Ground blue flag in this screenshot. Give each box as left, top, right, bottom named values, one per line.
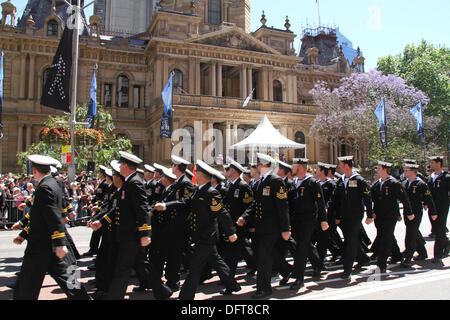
left=0, top=52, right=3, bottom=139
left=374, top=98, right=387, bottom=148
left=410, top=101, right=424, bottom=148
left=86, top=68, right=97, bottom=129
left=160, top=73, right=174, bottom=138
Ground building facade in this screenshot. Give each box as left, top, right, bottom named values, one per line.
left=0, top=0, right=366, bottom=173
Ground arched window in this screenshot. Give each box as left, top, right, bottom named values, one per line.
left=47, top=19, right=59, bottom=37
left=208, top=0, right=221, bottom=26
left=172, top=69, right=183, bottom=94
left=42, top=68, right=51, bottom=90
left=183, top=126, right=195, bottom=163
left=273, top=80, right=283, bottom=102
left=295, top=131, right=306, bottom=158
left=116, top=75, right=129, bottom=108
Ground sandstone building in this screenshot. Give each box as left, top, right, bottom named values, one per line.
left=0, top=0, right=365, bottom=172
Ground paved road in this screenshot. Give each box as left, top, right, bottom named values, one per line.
left=0, top=213, right=449, bottom=300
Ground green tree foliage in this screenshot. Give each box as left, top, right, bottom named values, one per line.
left=377, top=40, right=450, bottom=148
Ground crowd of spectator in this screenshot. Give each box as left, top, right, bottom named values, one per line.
left=0, top=171, right=99, bottom=229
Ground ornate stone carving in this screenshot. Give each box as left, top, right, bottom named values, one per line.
left=1, top=0, right=16, bottom=27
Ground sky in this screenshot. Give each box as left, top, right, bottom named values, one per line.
left=11, top=0, right=450, bottom=70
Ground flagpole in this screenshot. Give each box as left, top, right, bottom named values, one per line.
left=68, top=0, right=80, bottom=183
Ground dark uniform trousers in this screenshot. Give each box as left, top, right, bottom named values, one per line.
left=371, top=177, right=412, bottom=270
left=329, top=174, right=374, bottom=274
left=14, top=175, right=89, bottom=300
left=164, top=176, right=195, bottom=285
left=222, top=179, right=256, bottom=277
left=241, top=174, right=290, bottom=294
left=290, top=176, right=327, bottom=279
left=14, top=249, right=89, bottom=300
left=164, top=182, right=238, bottom=300
left=179, top=243, right=237, bottom=300
left=93, top=187, right=116, bottom=292
left=403, top=178, right=436, bottom=260
left=88, top=180, right=109, bottom=254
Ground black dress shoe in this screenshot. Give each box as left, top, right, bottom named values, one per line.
left=431, top=257, right=442, bottom=264
left=220, top=285, right=241, bottom=295
left=413, top=254, right=428, bottom=261
left=289, top=280, right=304, bottom=291
left=387, top=257, right=402, bottom=264
left=246, top=269, right=256, bottom=277
left=400, top=260, right=413, bottom=268
left=133, top=286, right=149, bottom=292
left=279, top=271, right=292, bottom=286
left=82, top=251, right=96, bottom=257
left=6, top=283, right=16, bottom=289
left=340, top=272, right=351, bottom=280
left=252, top=291, right=271, bottom=299
left=166, top=282, right=180, bottom=292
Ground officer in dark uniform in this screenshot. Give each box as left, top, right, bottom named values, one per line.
left=92, top=159, right=172, bottom=300
left=371, top=161, right=413, bottom=273
left=83, top=166, right=109, bottom=257
left=329, top=156, right=374, bottom=279
left=287, top=158, right=328, bottom=290
left=274, top=159, right=296, bottom=286
left=238, top=153, right=290, bottom=299
left=221, top=160, right=256, bottom=278
left=155, top=160, right=241, bottom=300
left=92, top=151, right=153, bottom=299
left=90, top=165, right=118, bottom=299
left=401, top=162, right=437, bottom=267
left=146, top=163, right=169, bottom=267
left=50, top=165, right=81, bottom=260
left=150, top=166, right=177, bottom=283
left=427, top=156, right=450, bottom=263
left=13, top=155, right=90, bottom=300
left=160, top=155, right=196, bottom=292
left=315, top=162, right=342, bottom=266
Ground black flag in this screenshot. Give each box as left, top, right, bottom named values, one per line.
left=41, top=27, right=73, bottom=112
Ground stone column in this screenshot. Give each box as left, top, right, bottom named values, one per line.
left=328, top=141, right=333, bottom=164
left=232, top=122, right=239, bottom=161
left=28, top=54, right=35, bottom=100
left=260, top=68, right=268, bottom=100
left=188, top=58, right=194, bottom=94
left=20, top=54, right=26, bottom=99
left=162, top=56, right=169, bottom=89
left=225, top=121, right=231, bottom=160
left=216, top=62, right=222, bottom=97
left=240, top=65, right=247, bottom=98
left=314, top=138, right=320, bottom=162
left=268, top=69, right=273, bottom=101
left=25, top=124, right=32, bottom=150
left=210, top=61, right=216, bottom=96
left=129, top=81, right=134, bottom=109
left=17, top=124, right=23, bottom=154
left=195, top=59, right=201, bottom=95
left=154, top=57, right=163, bottom=97
left=194, top=120, right=203, bottom=162
left=247, top=66, right=253, bottom=95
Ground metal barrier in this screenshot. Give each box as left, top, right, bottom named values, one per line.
left=0, top=197, right=94, bottom=228
left=1, top=198, right=26, bottom=227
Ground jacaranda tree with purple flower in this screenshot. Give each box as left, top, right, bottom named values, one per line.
left=309, top=70, right=442, bottom=169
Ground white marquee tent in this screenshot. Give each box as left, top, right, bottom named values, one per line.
left=228, top=115, right=305, bottom=161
